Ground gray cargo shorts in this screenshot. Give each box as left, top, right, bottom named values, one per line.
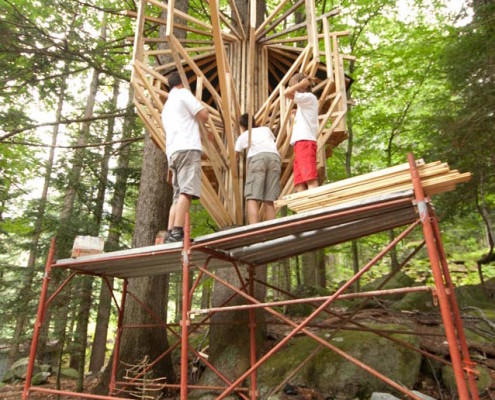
left=169, top=150, right=202, bottom=203
left=245, top=152, right=281, bottom=201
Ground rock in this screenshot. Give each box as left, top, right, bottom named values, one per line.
left=370, top=393, right=400, bottom=399
left=258, top=323, right=422, bottom=399
left=60, top=367, right=79, bottom=380
left=411, top=390, right=437, bottom=399
left=1, top=369, right=16, bottom=383
left=391, top=291, right=435, bottom=312
left=442, top=364, right=492, bottom=394
left=31, top=371, right=51, bottom=385
left=361, top=272, right=414, bottom=301
left=287, top=285, right=332, bottom=316
left=369, top=390, right=435, bottom=400
left=2, top=358, right=41, bottom=382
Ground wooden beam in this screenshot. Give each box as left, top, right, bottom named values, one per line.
left=209, top=0, right=242, bottom=225
left=254, top=0, right=293, bottom=38
left=130, top=0, right=147, bottom=84
left=255, top=0, right=306, bottom=41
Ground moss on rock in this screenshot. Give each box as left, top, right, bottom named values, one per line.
left=258, top=324, right=421, bottom=399
left=442, top=364, right=492, bottom=394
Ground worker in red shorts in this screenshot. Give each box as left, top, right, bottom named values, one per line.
left=284, top=73, right=319, bottom=193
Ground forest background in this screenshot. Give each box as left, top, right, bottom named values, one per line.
left=0, top=0, right=494, bottom=394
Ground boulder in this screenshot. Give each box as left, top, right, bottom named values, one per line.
left=442, top=364, right=492, bottom=395
left=258, top=323, right=421, bottom=399
left=286, top=285, right=332, bottom=317
left=60, top=367, right=79, bottom=380
left=1, top=358, right=42, bottom=382
left=31, top=371, right=51, bottom=385
left=361, top=271, right=414, bottom=299
left=391, top=290, right=435, bottom=312
left=370, top=393, right=400, bottom=399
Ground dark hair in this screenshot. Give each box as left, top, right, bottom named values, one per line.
left=167, top=71, right=182, bottom=89
left=289, top=72, right=311, bottom=92
left=239, top=113, right=256, bottom=130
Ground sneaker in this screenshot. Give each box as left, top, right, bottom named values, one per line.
left=165, top=229, right=184, bottom=243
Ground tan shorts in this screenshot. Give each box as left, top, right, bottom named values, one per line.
left=245, top=152, right=281, bottom=201
left=169, top=150, right=202, bottom=203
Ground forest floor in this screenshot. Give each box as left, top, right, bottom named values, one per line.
left=1, top=308, right=494, bottom=399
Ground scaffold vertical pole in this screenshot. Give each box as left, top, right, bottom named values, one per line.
left=408, top=153, right=471, bottom=399
left=22, top=237, right=56, bottom=400
left=109, top=279, right=128, bottom=395
left=248, top=266, right=257, bottom=400
left=181, top=212, right=191, bottom=399
left=431, top=216, right=480, bottom=399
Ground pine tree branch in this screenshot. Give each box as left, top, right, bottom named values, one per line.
left=0, top=110, right=131, bottom=141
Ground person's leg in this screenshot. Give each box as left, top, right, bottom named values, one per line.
left=168, top=203, right=176, bottom=231
left=173, top=193, right=192, bottom=228
left=294, top=183, right=307, bottom=192
left=307, top=179, right=318, bottom=189
left=264, top=201, right=276, bottom=220
left=247, top=199, right=260, bottom=224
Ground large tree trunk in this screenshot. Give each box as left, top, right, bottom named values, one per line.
left=117, top=131, right=174, bottom=383
left=89, top=84, right=135, bottom=374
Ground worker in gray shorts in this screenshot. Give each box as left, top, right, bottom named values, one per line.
left=162, top=71, right=209, bottom=242
left=235, top=113, right=281, bottom=224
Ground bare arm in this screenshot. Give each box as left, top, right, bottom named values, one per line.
left=196, top=108, right=209, bottom=123
left=284, top=78, right=310, bottom=100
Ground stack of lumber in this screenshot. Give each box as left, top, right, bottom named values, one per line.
left=274, top=160, right=471, bottom=213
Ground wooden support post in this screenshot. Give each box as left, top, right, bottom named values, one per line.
left=209, top=0, right=243, bottom=225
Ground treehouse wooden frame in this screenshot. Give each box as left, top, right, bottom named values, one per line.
left=22, top=154, right=480, bottom=400
left=129, top=0, right=353, bottom=226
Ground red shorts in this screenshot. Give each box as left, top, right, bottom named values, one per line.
left=293, top=140, right=317, bottom=186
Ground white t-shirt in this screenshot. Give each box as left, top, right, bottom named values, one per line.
left=162, top=87, right=204, bottom=161
left=235, top=126, right=280, bottom=159
left=290, top=91, right=318, bottom=145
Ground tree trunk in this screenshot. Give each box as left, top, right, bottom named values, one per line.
left=38, top=54, right=102, bottom=367
left=89, top=84, right=135, bottom=374
left=71, top=52, right=116, bottom=391
left=117, top=131, right=174, bottom=384
left=8, top=62, right=69, bottom=366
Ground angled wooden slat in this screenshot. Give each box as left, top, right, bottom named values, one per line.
left=254, top=0, right=293, bottom=38
left=133, top=63, right=164, bottom=113
left=154, top=51, right=216, bottom=73
left=228, top=0, right=246, bottom=39
left=145, top=46, right=216, bottom=57
left=200, top=172, right=233, bottom=227
left=133, top=100, right=165, bottom=152
left=255, top=0, right=306, bottom=40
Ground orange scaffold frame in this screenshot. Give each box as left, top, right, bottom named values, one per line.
left=22, top=154, right=480, bottom=400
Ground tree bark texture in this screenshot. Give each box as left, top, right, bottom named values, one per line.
left=116, top=130, right=174, bottom=383
left=89, top=84, right=135, bottom=374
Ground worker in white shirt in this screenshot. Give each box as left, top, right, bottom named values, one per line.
left=284, top=73, right=319, bottom=193
left=235, top=113, right=281, bottom=224
left=161, top=71, right=209, bottom=242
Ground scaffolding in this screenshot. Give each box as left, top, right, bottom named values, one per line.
left=22, top=154, right=480, bottom=400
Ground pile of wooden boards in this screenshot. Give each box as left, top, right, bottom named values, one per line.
left=274, top=159, right=471, bottom=213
